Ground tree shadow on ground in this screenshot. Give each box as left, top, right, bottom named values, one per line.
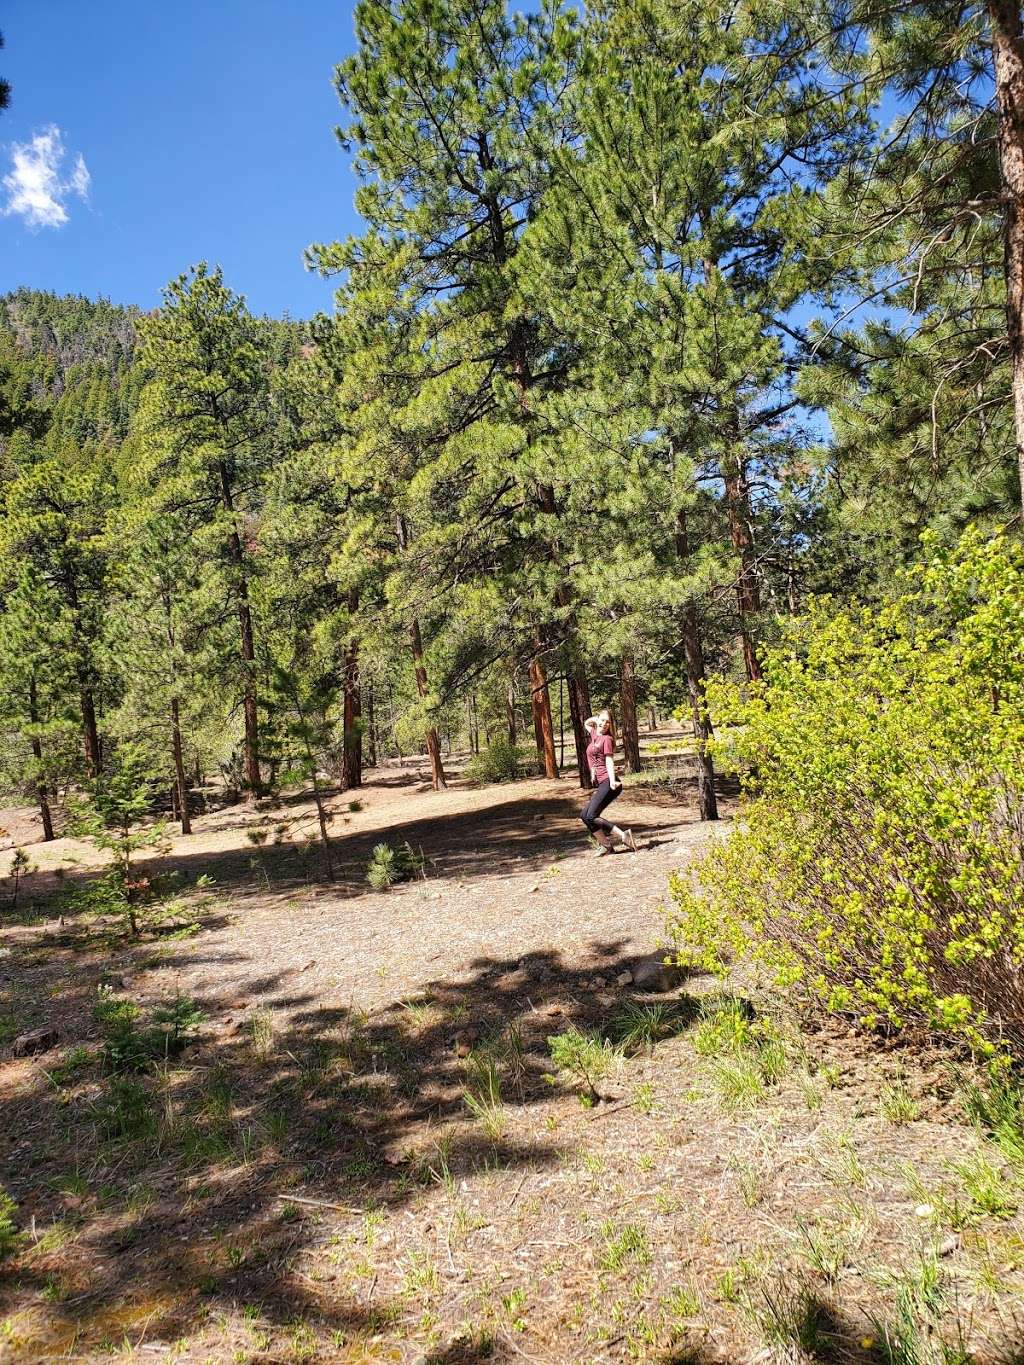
left=0, top=926, right=704, bottom=1357
left=5, top=925, right=1024, bottom=1361
left=126, top=780, right=720, bottom=904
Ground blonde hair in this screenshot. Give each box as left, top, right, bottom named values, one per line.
left=598, top=709, right=616, bottom=745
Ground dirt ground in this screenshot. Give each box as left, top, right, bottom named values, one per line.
left=3, top=746, right=1024, bottom=1363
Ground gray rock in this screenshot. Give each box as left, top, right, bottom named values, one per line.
left=632, top=955, right=683, bottom=993
left=615, top=970, right=634, bottom=987
left=11, top=1026, right=59, bottom=1057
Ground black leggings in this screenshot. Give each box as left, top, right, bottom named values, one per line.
left=580, top=779, right=621, bottom=846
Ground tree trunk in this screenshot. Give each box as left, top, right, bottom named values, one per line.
left=648, top=707, right=657, bottom=731
left=80, top=683, right=101, bottom=779
left=27, top=677, right=54, bottom=842
left=566, top=670, right=593, bottom=790
left=558, top=673, right=565, bottom=770
left=991, top=0, right=1024, bottom=511
left=529, top=653, right=559, bottom=778
left=342, top=637, right=362, bottom=790
left=619, top=655, right=642, bottom=773
left=723, top=454, right=763, bottom=683
left=680, top=603, right=719, bottom=822
left=218, top=459, right=262, bottom=795
left=675, top=515, right=719, bottom=822
left=367, top=682, right=377, bottom=767
left=506, top=677, right=516, bottom=747
left=171, top=695, right=192, bottom=835
left=409, top=616, right=446, bottom=790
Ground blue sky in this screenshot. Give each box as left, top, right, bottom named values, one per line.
left=0, top=0, right=362, bottom=317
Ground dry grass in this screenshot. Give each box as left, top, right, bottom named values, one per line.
left=2, top=752, right=1024, bottom=1362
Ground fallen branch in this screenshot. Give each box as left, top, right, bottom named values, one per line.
left=274, top=1193, right=365, bottom=1214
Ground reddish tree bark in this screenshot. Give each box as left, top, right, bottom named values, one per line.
left=619, top=655, right=642, bottom=773
left=529, top=653, right=559, bottom=778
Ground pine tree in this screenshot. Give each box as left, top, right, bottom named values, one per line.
left=133, top=266, right=272, bottom=797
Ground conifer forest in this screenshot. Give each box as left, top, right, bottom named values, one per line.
left=6, top=4, right=1024, bottom=1362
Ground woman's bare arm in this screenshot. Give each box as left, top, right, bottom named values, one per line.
left=606, top=753, right=620, bottom=788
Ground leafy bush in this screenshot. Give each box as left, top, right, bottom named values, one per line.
left=667, top=528, right=1024, bottom=1059
left=464, top=738, right=536, bottom=784
left=365, top=840, right=423, bottom=890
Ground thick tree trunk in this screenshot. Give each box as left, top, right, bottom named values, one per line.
left=170, top=695, right=192, bottom=835
left=991, top=0, right=1024, bottom=511
left=566, top=670, right=593, bottom=790
left=676, top=515, right=719, bottom=822
left=80, top=683, right=101, bottom=779
left=723, top=454, right=763, bottom=683
left=619, top=655, right=642, bottom=773
left=342, top=640, right=362, bottom=790
left=409, top=616, right=446, bottom=790
left=218, top=459, right=262, bottom=795
left=529, top=653, right=559, bottom=778
left=27, top=677, right=54, bottom=842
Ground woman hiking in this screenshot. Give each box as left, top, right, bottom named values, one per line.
left=581, top=709, right=637, bottom=856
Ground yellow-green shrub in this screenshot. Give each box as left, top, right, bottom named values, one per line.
left=667, top=528, right=1024, bottom=1058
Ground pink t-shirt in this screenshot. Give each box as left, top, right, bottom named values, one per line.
left=587, top=733, right=613, bottom=784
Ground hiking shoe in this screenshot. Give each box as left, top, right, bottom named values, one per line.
left=593, top=843, right=610, bottom=857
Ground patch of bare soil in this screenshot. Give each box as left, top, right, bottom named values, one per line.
left=2, top=756, right=1024, bottom=1363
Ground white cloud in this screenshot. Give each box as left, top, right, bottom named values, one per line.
left=2, top=125, right=91, bottom=229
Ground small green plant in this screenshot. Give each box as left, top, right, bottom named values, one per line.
left=94, top=987, right=202, bottom=1073
left=709, top=1055, right=765, bottom=1111
left=366, top=840, right=424, bottom=890
left=692, top=996, right=753, bottom=1057
left=880, top=1068, right=921, bottom=1124
left=462, top=1053, right=506, bottom=1139
left=963, top=1074, right=1024, bottom=1168
left=49, top=1046, right=93, bottom=1085
left=94, top=1077, right=156, bottom=1142
left=249, top=1008, right=274, bottom=1058
left=547, top=1027, right=620, bottom=1102
left=948, top=1150, right=1017, bottom=1221
left=70, top=745, right=170, bottom=934
left=0, top=1187, right=19, bottom=1261
left=347, top=799, right=364, bottom=813
left=795, top=1215, right=864, bottom=1285
left=598, top=1221, right=651, bottom=1273
left=633, top=1082, right=655, bottom=1116
left=744, top=1273, right=830, bottom=1353
left=609, top=1001, right=673, bottom=1054
left=501, top=1287, right=527, bottom=1331
left=5, top=848, right=32, bottom=910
